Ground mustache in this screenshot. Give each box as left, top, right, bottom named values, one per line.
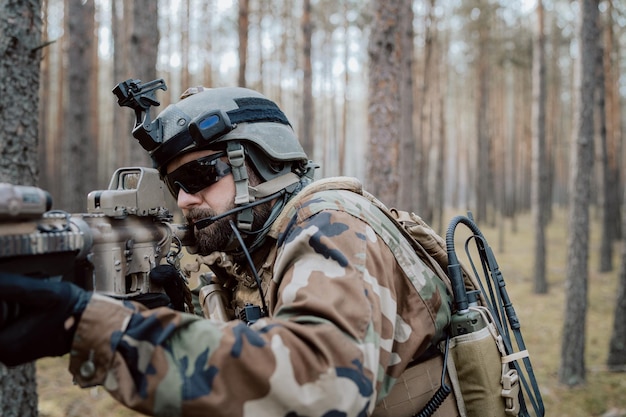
left=186, top=207, right=218, bottom=225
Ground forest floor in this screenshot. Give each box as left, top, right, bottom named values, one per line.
left=35, top=208, right=626, bottom=417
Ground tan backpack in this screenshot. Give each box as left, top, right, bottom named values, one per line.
left=359, top=186, right=543, bottom=417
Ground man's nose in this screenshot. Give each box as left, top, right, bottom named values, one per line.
left=177, top=188, right=203, bottom=209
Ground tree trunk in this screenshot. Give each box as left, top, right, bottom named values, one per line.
left=201, top=0, right=215, bottom=88
left=112, top=0, right=132, bottom=169
left=475, top=24, right=490, bottom=224
left=396, top=1, right=415, bottom=213
left=254, top=0, right=264, bottom=92
left=605, top=0, right=626, bottom=371
left=38, top=0, right=51, bottom=190
left=366, top=0, right=409, bottom=206
left=238, top=0, right=249, bottom=88
left=128, top=0, right=158, bottom=167
left=434, top=41, right=447, bottom=234
left=62, top=0, right=97, bottom=212
left=0, top=0, right=43, bottom=415
left=531, top=0, right=548, bottom=294
left=602, top=0, right=622, bottom=243
left=607, top=209, right=626, bottom=370
left=559, top=0, right=599, bottom=387
left=180, top=0, right=191, bottom=90
left=596, top=21, right=612, bottom=273
left=604, top=0, right=624, bottom=241
left=300, top=0, right=314, bottom=159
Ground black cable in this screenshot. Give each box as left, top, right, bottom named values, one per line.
left=228, top=220, right=268, bottom=317
left=414, top=336, right=452, bottom=417
left=194, top=190, right=286, bottom=231
left=446, top=215, right=545, bottom=417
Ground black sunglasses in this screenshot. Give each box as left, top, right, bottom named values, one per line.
left=164, top=152, right=231, bottom=197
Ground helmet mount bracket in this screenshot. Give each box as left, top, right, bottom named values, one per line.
left=112, top=78, right=168, bottom=152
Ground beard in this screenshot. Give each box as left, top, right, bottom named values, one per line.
left=186, top=206, right=235, bottom=255
left=186, top=201, right=274, bottom=255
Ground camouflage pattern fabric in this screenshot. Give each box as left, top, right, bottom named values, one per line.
left=68, top=178, right=453, bottom=417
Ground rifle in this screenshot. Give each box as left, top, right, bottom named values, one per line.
left=0, top=167, right=193, bottom=299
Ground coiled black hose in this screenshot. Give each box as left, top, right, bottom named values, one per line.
left=414, top=336, right=452, bottom=417
left=414, top=384, right=452, bottom=417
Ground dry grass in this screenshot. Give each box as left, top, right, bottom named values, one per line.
left=36, top=208, right=626, bottom=417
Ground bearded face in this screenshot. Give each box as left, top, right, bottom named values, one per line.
left=186, top=206, right=234, bottom=255
left=186, top=201, right=273, bottom=255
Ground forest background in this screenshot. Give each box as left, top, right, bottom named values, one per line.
left=1, top=0, right=626, bottom=416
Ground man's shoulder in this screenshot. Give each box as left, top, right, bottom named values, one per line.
left=270, top=177, right=408, bottom=247
left=272, top=176, right=390, bottom=232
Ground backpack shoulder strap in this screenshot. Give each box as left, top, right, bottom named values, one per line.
left=269, top=176, right=481, bottom=303
left=268, top=176, right=364, bottom=239
left=359, top=190, right=483, bottom=305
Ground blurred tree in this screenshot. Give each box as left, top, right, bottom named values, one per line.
left=366, top=0, right=413, bottom=206
left=180, top=0, right=191, bottom=91
left=339, top=0, right=351, bottom=175
left=0, top=0, right=43, bottom=414
left=413, top=0, right=433, bottom=220
left=546, top=13, right=572, bottom=209
left=598, top=0, right=622, bottom=271
left=596, top=15, right=611, bottom=273
left=250, top=0, right=264, bottom=92
left=532, top=0, right=548, bottom=294
left=300, top=0, right=314, bottom=159
left=62, top=0, right=97, bottom=212
left=603, top=0, right=622, bottom=242
left=453, top=0, right=498, bottom=224
left=605, top=0, right=626, bottom=372
left=112, top=0, right=132, bottom=170
left=474, top=4, right=492, bottom=224
left=607, top=203, right=626, bottom=370
left=238, top=0, right=249, bottom=87
left=559, top=0, right=599, bottom=387
left=128, top=0, right=158, bottom=167
left=396, top=0, right=416, bottom=214
left=200, top=0, right=216, bottom=88
left=38, top=1, right=48, bottom=178
left=37, top=0, right=65, bottom=200
left=433, top=34, right=448, bottom=234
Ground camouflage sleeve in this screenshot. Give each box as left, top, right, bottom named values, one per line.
left=68, top=208, right=443, bottom=417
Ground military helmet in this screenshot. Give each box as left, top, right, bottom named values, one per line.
left=149, top=87, right=308, bottom=180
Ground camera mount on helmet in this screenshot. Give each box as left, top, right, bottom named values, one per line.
left=112, top=79, right=167, bottom=152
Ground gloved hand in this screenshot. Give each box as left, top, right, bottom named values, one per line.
left=149, top=264, right=187, bottom=311
left=0, top=273, right=92, bottom=367
left=119, top=265, right=185, bottom=310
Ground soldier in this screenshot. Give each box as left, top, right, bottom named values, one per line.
left=0, top=87, right=458, bottom=416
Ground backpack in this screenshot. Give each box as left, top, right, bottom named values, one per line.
left=358, top=184, right=544, bottom=417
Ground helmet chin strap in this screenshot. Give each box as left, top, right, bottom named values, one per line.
left=226, top=141, right=255, bottom=231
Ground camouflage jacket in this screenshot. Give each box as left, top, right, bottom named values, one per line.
left=68, top=177, right=453, bottom=417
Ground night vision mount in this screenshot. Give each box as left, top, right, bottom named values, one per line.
left=113, top=78, right=168, bottom=152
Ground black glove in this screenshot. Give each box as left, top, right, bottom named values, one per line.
left=126, top=292, right=171, bottom=309
left=0, top=273, right=92, bottom=367
left=149, top=264, right=188, bottom=312
left=119, top=265, right=187, bottom=310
